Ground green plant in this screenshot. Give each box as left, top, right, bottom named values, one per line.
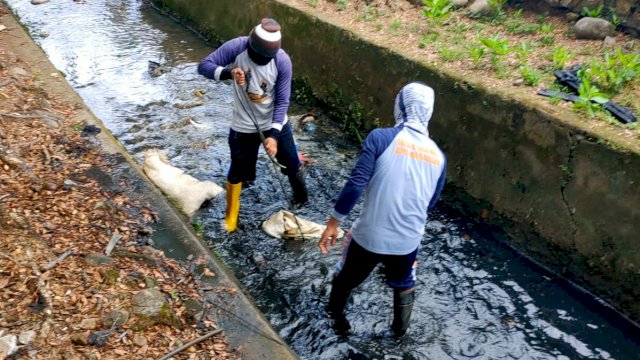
left=467, top=44, right=485, bottom=67
left=573, top=76, right=609, bottom=117
left=337, top=0, right=348, bottom=11
left=438, top=46, right=465, bottom=62
left=540, top=23, right=553, bottom=34
left=419, top=31, right=439, bottom=48
left=610, top=13, right=622, bottom=28
left=422, top=0, right=454, bottom=19
left=539, top=35, right=555, bottom=46
left=550, top=46, right=575, bottom=70
left=309, top=0, right=318, bottom=7
left=515, top=41, right=533, bottom=64
left=375, top=22, right=384, bottom=31
left=505, top=19, right=540, bottom=35
left=519, top=66, right=540, bottom=86
left=364, top=4, right=379, bottom=22
left=292, top=77, right=317, bottom=107
left=512, top=8, right=523, bottom=18
left=488, top=0, right=508, bottom=16
left=479, top=34, right=512, bottom=69
left=581, top=4, right=604, bottom=18
left=191, top=222, right=203, bottom=234
left=452, top=22, right=472, bottom=33
left=582, top=49, right=640, bottom=93
left=325, top=88, right=366, bottom=144
left=389, top=19, right=403, bottom=32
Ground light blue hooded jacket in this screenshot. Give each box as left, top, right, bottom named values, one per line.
left=330, top=82, right=447, bottom=255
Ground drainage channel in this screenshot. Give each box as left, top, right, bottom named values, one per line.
left=5, top=0, right=639, bottom=359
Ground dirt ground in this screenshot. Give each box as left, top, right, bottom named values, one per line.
left=289, top=0, right=640, bottom=139
left=0, top=3, right=239, bottom=359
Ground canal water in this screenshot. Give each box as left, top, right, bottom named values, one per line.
left=5, top=1, right=638, bottom=359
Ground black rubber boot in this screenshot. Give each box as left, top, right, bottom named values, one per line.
left=327, top=280, right=352, bottom=335
left=391, top=287, right=415, bottom=337
left=288, top=166, right=308, bottom=205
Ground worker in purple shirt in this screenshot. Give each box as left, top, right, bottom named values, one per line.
left=318, top=82, right=447, bottom=337
left=198, top=18, right=308, bottom=232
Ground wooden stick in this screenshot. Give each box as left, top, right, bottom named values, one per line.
left=42, top=249, right=73, bottom=271
left=0, top=251, right=19, bottom=266
left=0, top=112, right=42, bottom=120
left=42, top=145, right=51, bottom=165
left=157, top=329, right=222, bottom=360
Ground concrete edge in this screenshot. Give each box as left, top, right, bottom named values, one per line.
left=0, top=4, right=298, bottom=359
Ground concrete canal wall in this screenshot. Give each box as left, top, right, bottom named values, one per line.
left=151, top=0, right=640, bottom=323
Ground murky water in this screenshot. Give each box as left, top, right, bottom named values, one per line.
left=6, top=1, right=639, bottom=359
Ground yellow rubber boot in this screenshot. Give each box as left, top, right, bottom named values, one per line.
left=224, top=181, right=242, bottom=232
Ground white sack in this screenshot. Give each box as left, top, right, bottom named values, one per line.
left=143, top=149, right=223, bottom=217
left=262, top=210, right=345, bottom=240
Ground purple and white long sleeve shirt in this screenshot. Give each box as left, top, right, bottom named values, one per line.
left=197, top=36, right=292, bottom=134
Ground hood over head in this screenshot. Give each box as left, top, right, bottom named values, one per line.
left=393, top=82, right=434, bottom=135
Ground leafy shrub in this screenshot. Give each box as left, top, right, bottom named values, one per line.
left=422, top=0, right=454, bottom=19
left=519, top=66, right=540, bottom=86
left=550, top=46, right=575, bottom=70
left=581, top=4, right=604, bottom=18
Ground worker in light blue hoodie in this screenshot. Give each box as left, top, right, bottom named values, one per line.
left=318, top=82, right=447, bottom=337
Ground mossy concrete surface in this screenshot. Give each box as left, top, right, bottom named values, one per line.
left=153, top=0, right=640, bottom=322
left=2, top=7, right=298, bottom=359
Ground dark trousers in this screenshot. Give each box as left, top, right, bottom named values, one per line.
left=227, top=122, right=301, bottom=183
left=333, top=236, right=418, bottom=293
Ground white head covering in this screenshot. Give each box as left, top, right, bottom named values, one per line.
left=393, top=82, right=434, bottom=135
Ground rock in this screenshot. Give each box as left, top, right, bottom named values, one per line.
left=132, top=334, right=147, bottom=347
left=512, top=78, right=524, bottom=86
left=0, top=25, right=6, bottom=32
left=140, top=246, right=164, bottom=259
left=573, top=17, right=613, bottom=40
left=87, top=330, right=112, bottom=347
left=451, top=0, right=469, bottom=7
left=70, top=332, right=90, bottom=345
left=132, top=289, right=182, bottom=329
left=565, top=12, right=580, bottom=22
left=148, top=61, right=170, bottom=77
left=79, top=318, right=98, bottom=330
left=143, top=276, right=156, bottom=289
left=624, top=40, right=635, bottom=50
left=132, top=289, right=167, bottom=317
left=103, top=269, right=120, bottom=285
left=18, top=330, right=36, bottom=345
left=101, top=309, right=129, bottom=327
left=81, top=125, right=101, bottom=137
left=63, top=179, right=80, bottom=190
left=84, top=253, right=114, bottom=266
left=9, top=67, right=28, bottom=77
left=468, top=0, right=492, bottom=16
left=43, top=182, right=59, bottom=191
left=183, top=298, right=204, bottom=324
left=31, top=0, right=50, bottom=4
left=0, top=335, right=17, bottom=357
left=603, top=36, right=617, bottom=48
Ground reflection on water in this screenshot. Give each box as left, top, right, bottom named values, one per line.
left=5, top=0, right=638, bottom=359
